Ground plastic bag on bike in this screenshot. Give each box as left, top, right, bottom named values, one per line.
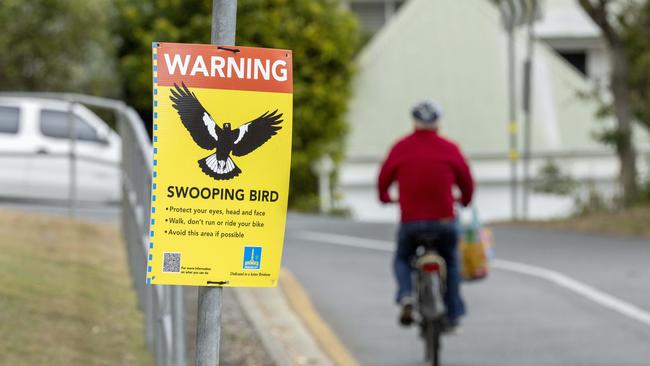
left=459, top=205, right=493, bottom=281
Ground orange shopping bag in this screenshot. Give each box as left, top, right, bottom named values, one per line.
left=460, top=205, right=493, bottom=281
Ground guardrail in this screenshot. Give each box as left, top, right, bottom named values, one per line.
left=120, top=104, right=186, bottom=366
left=0, top=151, right=121, bottom=205
left=0, top=150, right=118, bottom=166
left=0, top=92, right=186, bottom=366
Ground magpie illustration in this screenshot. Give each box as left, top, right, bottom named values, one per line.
left=169, top=83, right=283, bottom=180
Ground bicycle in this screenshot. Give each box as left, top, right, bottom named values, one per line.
left=413, top=233, right=447, bottom=366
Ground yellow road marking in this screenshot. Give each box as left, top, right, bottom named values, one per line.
left=279, top=268, right=361, bottom=366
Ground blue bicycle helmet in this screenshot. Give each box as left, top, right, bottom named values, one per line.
left=411, top=100, right=443, bottom=123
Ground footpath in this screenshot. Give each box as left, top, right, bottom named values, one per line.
left=183, top=269, right=356, bottom=366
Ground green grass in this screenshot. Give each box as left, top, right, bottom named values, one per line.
left=0, top=210, right=152, bottom=366
left=514, top=206, right=650, bottom=239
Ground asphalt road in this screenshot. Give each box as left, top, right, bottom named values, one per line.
left=283, top=214, right=650, bottom=366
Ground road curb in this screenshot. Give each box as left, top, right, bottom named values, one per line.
left=278, top=268, right=361, bottom=366
left=234, top=279, right=334, bottom=366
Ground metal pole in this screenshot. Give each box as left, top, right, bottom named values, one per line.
left=507, top=26, right=519, bottom=220
left=196, top=2, right=236, bottom=366
left=211, top=0, right=237, bottom=46
left=173, top=286, right=186, bottom=366
left=67, top=101, right=78, bottom=218
left=522, top=0, right=537, bottom=220
left=313, top=155, right=334, bottom=213
left=318, top=173, right=331, bottom=213
left=196, top=287, right=223, bottom=366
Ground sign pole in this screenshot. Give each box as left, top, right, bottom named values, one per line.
left=151, top=1, right=290, bottom=364
left=212, top=0, right=237, bottom=46
left=500, top=0, right=519, bottom=221
left=507, top=13, right=518, bottom=221
left=196, top=286, right=222, bottom=366
left=522, top=0, right=537, bottom=220
left=196, top=3, right=237, bottom=366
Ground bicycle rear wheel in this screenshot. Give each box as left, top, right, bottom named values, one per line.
left=424, top=320, right=441, bottom=366
left=418, top=275, right=441, bottom=365
left=417, top=271, right=443, bottom=366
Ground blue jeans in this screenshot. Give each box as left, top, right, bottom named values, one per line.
left=394, top=220, right=466, bottom=321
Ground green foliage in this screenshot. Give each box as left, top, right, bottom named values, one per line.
left=114, top=0, right=213, bottom=114
left=584, top=1, right=650, bottom=141
left=640, top=155, right=650, bottom=204
left=576, top=87, right=620, bottom=146
left=575, top=1, right=650, bottom=147
left=573, top=183, right=611, bottom=216
left=593, top=121, right=624, bottom=147
left=532, top=159, right=577, bottom=196
left=0, top=0, right=119, bottom=96
left=114, top=0, right=359, bottom=209
left=622, top=1, right=650, bottom=133
left=639, top=181, right=650, bottom=203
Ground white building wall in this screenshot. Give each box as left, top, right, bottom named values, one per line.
left=587, top=47, right=610, bottom=88
left=339, top=0, right=649, bottom=223
left=340, top=154, right=625, bottom=223
left=535, top=0, right=610, bottom=88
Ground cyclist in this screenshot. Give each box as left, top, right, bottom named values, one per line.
left=377, top=100, right=474, bottom=332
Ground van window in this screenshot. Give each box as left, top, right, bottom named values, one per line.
left=40, top=110, right=102, bottom=142
left=0, top=106, right=20, bottom=134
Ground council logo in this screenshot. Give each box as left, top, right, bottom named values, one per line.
left=242, top=246, right=262, bottom=270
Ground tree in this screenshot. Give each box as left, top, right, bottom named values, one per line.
left=577, top=0, right=639, bottom=206
left=622, top=2, right=650, bottom=135
left=0, top=0, right=119, bottom=97
left=114, top=0, right=359, bottom=210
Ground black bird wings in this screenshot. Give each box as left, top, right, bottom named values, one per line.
left=232, top=110, right=283, bottom=156
left=170, top=83, right=221, bottom=150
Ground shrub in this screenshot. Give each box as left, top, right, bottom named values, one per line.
left=114, top=0, right=359, bottom=210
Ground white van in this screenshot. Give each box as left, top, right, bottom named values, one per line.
left=0, top=97, right=121, bottom=204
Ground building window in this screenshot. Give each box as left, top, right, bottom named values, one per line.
left=350, top=2, right=387, bottom=34
left=558, top=51, right=587, bottom=76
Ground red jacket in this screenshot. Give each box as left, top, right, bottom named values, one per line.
left=377, top=129, right=474, bottom=222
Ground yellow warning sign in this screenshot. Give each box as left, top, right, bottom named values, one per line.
left=147, top=42, right=292, bottom=287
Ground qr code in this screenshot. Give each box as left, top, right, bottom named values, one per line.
left=162, top=252, right=181, bottom=273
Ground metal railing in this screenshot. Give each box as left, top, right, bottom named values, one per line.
left=0, top=92, right=186, bottom=366
left=119, top=101, right=187, bottom=366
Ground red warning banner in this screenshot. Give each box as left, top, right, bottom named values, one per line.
left=155, top=42, right=293, bottom=94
